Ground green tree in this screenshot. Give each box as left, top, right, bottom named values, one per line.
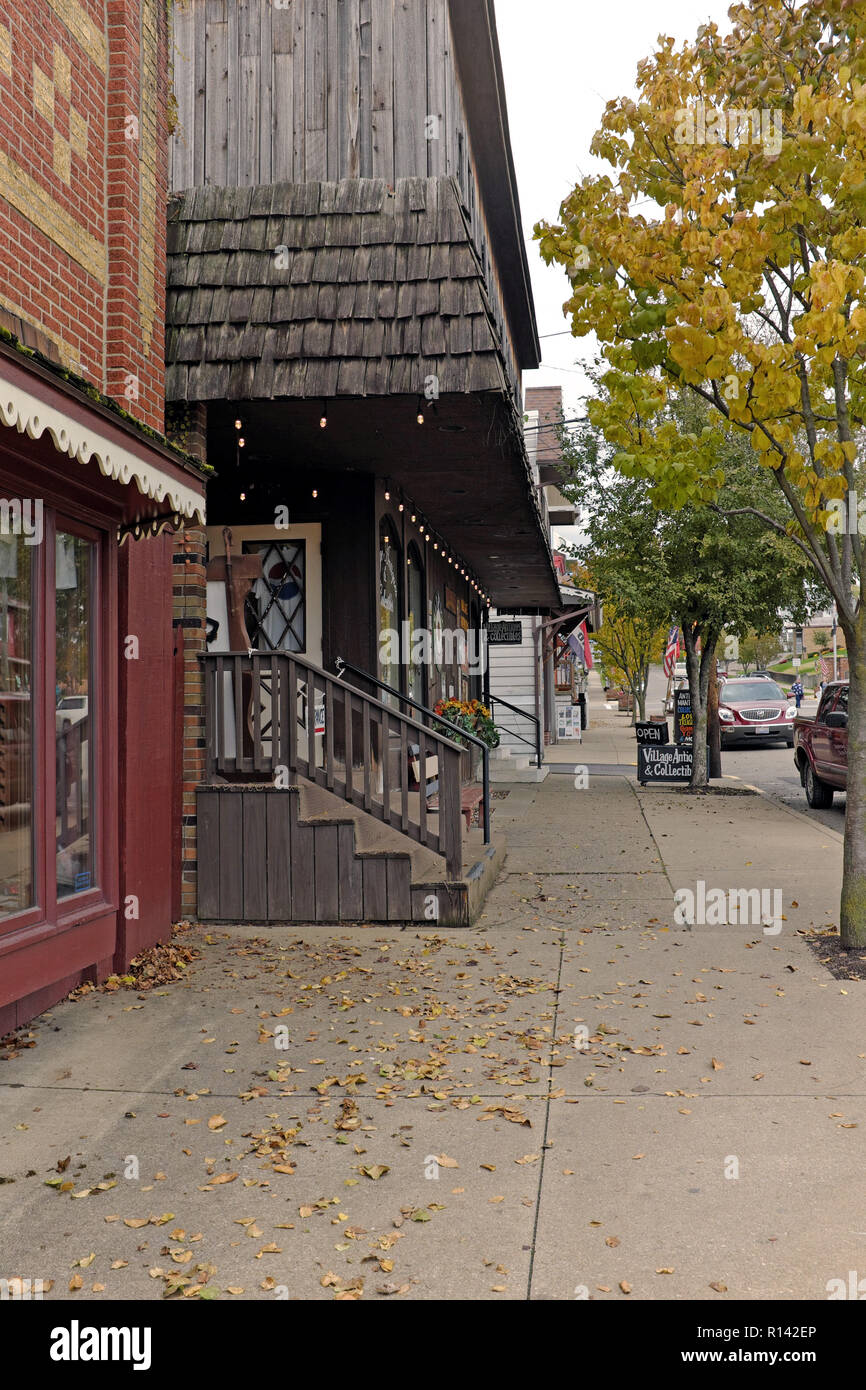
left=560, top=407, right=821, bottom=784
left=536, top=0, right=866, bottom=943
left=739, top=630, right=784, bottom=672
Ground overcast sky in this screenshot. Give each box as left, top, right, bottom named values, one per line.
left=495, top=0, right=737, bottom=420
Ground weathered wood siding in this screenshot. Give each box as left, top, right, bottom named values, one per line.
left=196, top=785, right=468, bottom=923
left=169, top=0, right=519, bottom=400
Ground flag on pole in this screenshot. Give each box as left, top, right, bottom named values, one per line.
left=819, top=654, right=831, bottom=682
left=569, top=621, right=594, bottom=670
left=663, top=625, right=680, bottom=678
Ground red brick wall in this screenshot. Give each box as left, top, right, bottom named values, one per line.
left=525, top=386, right=565, bottom=470
left=0, top=0, right=167, bottom=431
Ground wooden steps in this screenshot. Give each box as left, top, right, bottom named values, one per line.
left=196, top=783, right=504, bottom=927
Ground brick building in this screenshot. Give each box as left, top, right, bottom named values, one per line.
left=0, top=0, right=206, bottom=1029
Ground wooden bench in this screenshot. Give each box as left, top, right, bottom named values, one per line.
left=408, top=745, right=491, bottom=833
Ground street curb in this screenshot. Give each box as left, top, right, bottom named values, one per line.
left=722, top=773, right=845, bottom=843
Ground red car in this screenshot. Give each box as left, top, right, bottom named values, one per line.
left=718, top=677, right=797, bottom=748
left=794, top=681, right=848, bottom=808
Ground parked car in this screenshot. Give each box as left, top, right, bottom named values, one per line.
left=717, top=677, right=797, bottom=747
left=793, top=680, right=848, bottom=808
left=55, top=694, right=88, bottom=733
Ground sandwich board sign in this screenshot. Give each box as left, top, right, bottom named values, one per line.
left=638, top=743, right=693, bottom=783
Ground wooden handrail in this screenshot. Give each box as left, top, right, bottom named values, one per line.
left=200, top=651, right=465, bottom=879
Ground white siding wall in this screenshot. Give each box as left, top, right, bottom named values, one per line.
left=489, top=614, right=541, bottom=759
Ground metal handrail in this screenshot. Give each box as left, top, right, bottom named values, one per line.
left=486, top=692, right=543, bottom=768
left=335, top=656, right=490, bottom=847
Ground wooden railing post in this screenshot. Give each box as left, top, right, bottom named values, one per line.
left=439, top=745, right=463, bottom=880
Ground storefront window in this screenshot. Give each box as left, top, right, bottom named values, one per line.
left=55, top=533, right=95, bottom=898
left=0, top=535, right=34, bottom=918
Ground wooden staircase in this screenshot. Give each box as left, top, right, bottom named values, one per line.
left=197, top=652, right=504, bottom=926
left=196, top=781, right=503, bottom=926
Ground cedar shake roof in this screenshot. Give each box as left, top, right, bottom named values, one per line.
left=165, top=176, right=512, bottom=403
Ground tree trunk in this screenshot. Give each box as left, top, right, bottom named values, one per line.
left=637, top=665, right=647, bottom=722
left=841, top=623, right=866, bottom=948
left=683, top=625, right=717, bottom=790
left=708, top=653, right=722, bottom=778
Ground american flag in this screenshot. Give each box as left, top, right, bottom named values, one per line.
left=819, top=654, right=832, bottom=682
left=663, top=625, right=680, bottom=678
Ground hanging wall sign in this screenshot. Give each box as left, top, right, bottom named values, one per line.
left=488, top=621, right=523, bottom=645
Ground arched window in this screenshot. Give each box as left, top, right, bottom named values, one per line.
left=378, top=517, right=402, bottom=703
left=407, top=543, right=426, bottom=707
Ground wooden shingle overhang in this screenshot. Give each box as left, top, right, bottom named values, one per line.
left=167, top=177, right=517, bottom=403
left=166, top=176, right=559, bottom=608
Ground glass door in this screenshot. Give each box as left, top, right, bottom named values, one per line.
left=54, top=530, right=96, bottom=898
left=0, top=534, right=34, bottom=920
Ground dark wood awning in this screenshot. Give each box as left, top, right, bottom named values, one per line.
left=165, top=176, right=559, bottom=609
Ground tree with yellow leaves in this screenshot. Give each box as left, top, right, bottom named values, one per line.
left=537, top=0, right=866, bottom=946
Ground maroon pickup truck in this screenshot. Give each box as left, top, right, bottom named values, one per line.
left=793, top=681, right=848, bottom=808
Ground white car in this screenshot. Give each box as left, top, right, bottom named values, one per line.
left=56, top=695, right=88, bottom=733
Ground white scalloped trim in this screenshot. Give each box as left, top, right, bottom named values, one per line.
left=0, top=372, right=206, bottom=523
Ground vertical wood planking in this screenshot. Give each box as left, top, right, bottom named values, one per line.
left=305, top=0, right=328, bottom=178
left=237, top=0, right=261, bottom=185
left=218, top=792, right=244, bottom=918
left=292, top=0, right=306, bottom=177
left=170, top=0, right=196, bottom=190
left=399, top=722, right=409, bottom=832
left=343, top=690, right=354, bottom=803
left=386, top=857, right=411, bottom=922
left=325, top=682, right=335, bottom=790
left=272, top=0, right=295, bottom=180
left=362, top=702, right=372, bottom=810
left=338, top=823, right=363, bottom=920
left=370, top=0, right=393, bottom=180
left=337, top=0, right=361, bottom=178
left=266, top=790, right=292, bottom=919
left=393, top=0, right=426, bottom=178
left=205, top=0, right=229, bottom=185
left=197, top=790, right=220, bottom=919
left=193, top=0, right=209, bottom=185
left=259, top=0, right=274, bottom=182
left=326, top=0, right=340, bottom=179
left=362, top=857, right=388, bottom=920
left=290, top=793, right=316, bottom=919
left=226, top=0, right=240, bottom=183
left=358, top=0, right=373, bottom=176
left=243, top=792, right=267, bottom=919
left=314, top=824, right=340, bottom=920
left=425, top=0, right=446, bottom=177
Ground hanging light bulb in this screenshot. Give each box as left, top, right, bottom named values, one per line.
left=416, top=397, right=425, bottom=425
left=312, top=489, right=318, bottom=499
left=240, top=491, right=246, bottom=501
left=410, top=514, right=416, bottom=523
left=398, top=503, right=404, bottom=512
left=238, top=437, right=246, bottom=448
left=384, top=490, right=391, bottom=501
left=319, top=400, right=328, bottom=429
left=234, top=418, right=243, bottom=431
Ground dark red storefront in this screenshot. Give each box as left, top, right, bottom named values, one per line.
left=0, top=343, right=206, bottom=1030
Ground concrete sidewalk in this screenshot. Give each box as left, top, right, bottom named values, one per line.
left=0, top=685, right=859, bottom=1302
